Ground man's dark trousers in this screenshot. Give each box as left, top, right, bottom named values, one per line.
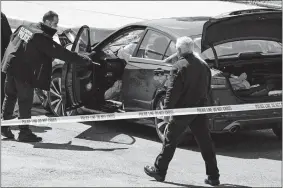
left=154, top=114, right=219, bottom=179
left=2, top=73, right=34, bottom=131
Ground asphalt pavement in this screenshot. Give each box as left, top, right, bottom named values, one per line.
left=1, top=105, right=282, bottom=187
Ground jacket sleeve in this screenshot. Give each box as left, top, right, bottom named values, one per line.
left=1, top=13, right=12, bottom=59
left=163, top=64, right=184, bottom=109
left=32, top=34, right=90, bottom=64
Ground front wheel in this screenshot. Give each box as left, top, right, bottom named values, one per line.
left=154, top=96, right=167, bottom=142
left=154, top=95, right=194, bottom=145
left=34, top=88, right=51, bottom=112
left=47, top=72, right=77, bottom=116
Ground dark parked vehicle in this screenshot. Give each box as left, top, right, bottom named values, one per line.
left=42, top=8, right=282, bottom=142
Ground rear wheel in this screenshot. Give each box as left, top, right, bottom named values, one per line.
left=272, top=124, right=282, bottom=140
left=154, top=95, right=194, bottom=145
left=47, top=72, right=77, bottom=116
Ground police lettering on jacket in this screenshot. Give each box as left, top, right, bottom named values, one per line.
left=18, top=27, right=33, bottom=43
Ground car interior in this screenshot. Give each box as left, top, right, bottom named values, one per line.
left=201, top=40, right=282, bottom=101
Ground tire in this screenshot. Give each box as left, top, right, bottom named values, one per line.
left=47, top=72, right=77, bottom=117
left=272, top=124, right=282, bottom=140
left=154, top=95, right=167, bottom=142
left=34, top=88, right=52, bottom=112
left=154, top=95, right=194, bottom=145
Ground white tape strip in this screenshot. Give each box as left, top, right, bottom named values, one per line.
left=1, top=101, right=282, bottom=126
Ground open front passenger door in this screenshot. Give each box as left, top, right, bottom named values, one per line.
left=61, top=25, right=94, bottom=111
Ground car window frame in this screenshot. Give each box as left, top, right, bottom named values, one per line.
left=93, top=25, right=147, bottom=53
left=126, top=28, right=176, bottom=67
left=133, top=28, right=173, bottom=61
left=194, top=37, right=282, bottom=60
left=164, top=40, right=177, bottom=59
left=102, top=29, right=145, bottom=52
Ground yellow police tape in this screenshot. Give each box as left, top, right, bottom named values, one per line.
left=1, top=101, right=282, bottom=126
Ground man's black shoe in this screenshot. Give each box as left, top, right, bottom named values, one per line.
left=17, top=130, right=42, bottom=142
left=1, top=127, right=15, bottom=139
left=204, top=177, right=220, bottom=186
left=144, top=165, right=166, bottom=182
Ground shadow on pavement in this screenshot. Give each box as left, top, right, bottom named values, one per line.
left=10, top=125, right=52, bottom=133
left=152, top=180, right=251, bottom=187
left=218, top=184, right=252, bottom=187
left=152, top=180, right=205, bottom=187
left=13, top=104, right=54, bottom=117
left=182, top=130, right=282, bottom=161
left=83, top=120, right=281, bottom=161
left=1, top=138, right=16, bottom=141
left=30, top=141, right=128, bottom=151
left=25, top=105, right=281, bottom=160
left=77, top=120, right=136, bottom=145
left=9, top=105, right=53, bottom=133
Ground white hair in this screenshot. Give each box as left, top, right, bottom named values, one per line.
left=176, top=36, right=194, bottom=56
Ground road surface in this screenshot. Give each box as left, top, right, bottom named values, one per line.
left=1, top=106, right=282, bottom=187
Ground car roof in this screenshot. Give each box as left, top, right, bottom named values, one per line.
left=131, top=17, right=210, bottom=39
left=123, top=8, right=281, bottom=39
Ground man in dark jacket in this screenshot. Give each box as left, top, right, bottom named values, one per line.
left=1, top=11, right=93, bottom=142
left=1, top=12, right=12, bottom=106
left=144, top=36, right=220, bottom=186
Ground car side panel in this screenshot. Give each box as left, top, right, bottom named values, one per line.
left=122, top=58, right=172, bottom=111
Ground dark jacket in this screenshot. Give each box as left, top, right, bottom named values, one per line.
left=1, top=12, right=12, bottom=106
left=164, top=53, right=211, bottom=113
left=2, top=22, right=90, bottom=90
left=1, top=12, right=12, bottom=60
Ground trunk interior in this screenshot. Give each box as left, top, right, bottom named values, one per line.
left=217, top=56, right=282, bottom=102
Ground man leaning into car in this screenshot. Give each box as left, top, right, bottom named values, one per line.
left=144, top=36, right=220, bottom=186
left=1, top=11, right=93, bottom=142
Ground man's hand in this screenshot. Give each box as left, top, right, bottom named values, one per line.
left=78, top=53, right=92, bottom=64
left=78, top=54, right=100, bottom=66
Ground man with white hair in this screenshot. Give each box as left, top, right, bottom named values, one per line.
left=144, top=36, right=220, bottom=186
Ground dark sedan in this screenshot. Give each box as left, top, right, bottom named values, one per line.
left=44, top=8, right=282, bottom=142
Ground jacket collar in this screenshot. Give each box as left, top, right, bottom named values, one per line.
left=180, top=53, right=194, bottom=60
left=37, top=22, right=57, bottom=37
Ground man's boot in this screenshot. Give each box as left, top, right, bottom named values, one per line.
left=1, top=126, right=15, bottom=139
left=204, top=175, right=220, bottom=186
left=144, top=165, right=166, bottom=182
left=17, top=128, right=42, bottom=142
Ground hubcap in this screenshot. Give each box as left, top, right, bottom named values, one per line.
left=48, top=77, right=73, bottom=116
left=155, top=97, right=167, bottom=140
left=156, top=99, right=165, bottom=120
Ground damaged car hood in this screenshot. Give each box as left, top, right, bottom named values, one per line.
left=201, top=11, right=282, bottom=52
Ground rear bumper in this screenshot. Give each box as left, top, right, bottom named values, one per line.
left=211, top=109, right=282, bottom=133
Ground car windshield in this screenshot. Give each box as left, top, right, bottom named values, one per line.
left=194, top=38, right=282, bottom=60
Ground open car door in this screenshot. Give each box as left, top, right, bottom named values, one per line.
left=61, top=25, right=93, bottom=111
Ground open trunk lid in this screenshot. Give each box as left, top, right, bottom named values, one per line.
left=201, top=10, right=282, bottom=52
